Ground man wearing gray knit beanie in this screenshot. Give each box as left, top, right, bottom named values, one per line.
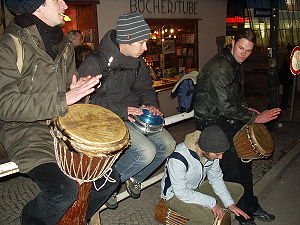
left=160, top=126, right=250, bottom=224
left=78, top=12, right=176, bottom=208
left=116, top=12, right=151, bottom=44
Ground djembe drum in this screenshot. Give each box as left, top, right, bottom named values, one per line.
left=154, top=199, right=190, bottom=225
left=49, top=104, right=129, bottom=225
left=154, top=199, right=231, bottom=225
left=233, top=123, right=274, bottom=161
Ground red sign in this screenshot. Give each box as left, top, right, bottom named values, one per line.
left=290, top=46, right=300, bottom=75
left=226, top=16, right=245, bottom=23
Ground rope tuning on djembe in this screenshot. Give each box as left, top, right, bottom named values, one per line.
left=49, top=104, right=129, bottom=225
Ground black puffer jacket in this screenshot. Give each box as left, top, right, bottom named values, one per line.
left=78, top=30, right=159, bottom=121
left=193, top=48, right=256, bottom=124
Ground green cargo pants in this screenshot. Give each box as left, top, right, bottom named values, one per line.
left=166, top=180, right=244, bottom=225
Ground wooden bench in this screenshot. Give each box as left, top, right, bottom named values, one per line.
left=0, top=111, right=195, bottom=225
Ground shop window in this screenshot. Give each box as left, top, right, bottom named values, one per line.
left=144, top=19, right=198, bottom=80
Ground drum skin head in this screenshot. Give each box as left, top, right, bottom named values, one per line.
left=249, top=123, right=274, bottom=157
left=56, top=104, right=129, bottom=154
left=214, top=210, right=231, bottom=225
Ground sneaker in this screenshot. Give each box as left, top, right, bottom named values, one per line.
left=253, top=206, right=275, bottom=222
left=105, top=192, right=118, bottom=209
left=125, top=177, right=141, bottom=199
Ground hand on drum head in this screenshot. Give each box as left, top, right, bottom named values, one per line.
left=254, top=108, right=281, bottom=123
left=141, top=105, right=163, bottom=116
left=66, top=75, right=101, bottom=105
left=228, top=204, right=250, bottom=220
left=128, top=106, right=143, bottom=122
left=211, top=204, right=225, bottom=220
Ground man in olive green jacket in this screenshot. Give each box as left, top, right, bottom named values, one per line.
left=0, top=0, right=118, bottom=224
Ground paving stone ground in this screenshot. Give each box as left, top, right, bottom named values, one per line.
left=0, top=74, right=299, bottom=224
left=99, top=114, right=300, bottom=225
left=1, top=112, right=299, bottom=225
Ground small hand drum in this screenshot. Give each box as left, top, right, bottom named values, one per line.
left=233, top=123, right=274, bottom=161
left=132, top=107, right=164, bottom=134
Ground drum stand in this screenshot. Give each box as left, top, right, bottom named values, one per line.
left=57, top=182, right=92, bottom=225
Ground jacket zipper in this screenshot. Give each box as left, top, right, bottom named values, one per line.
left=29, top=64, right=38, bottom=93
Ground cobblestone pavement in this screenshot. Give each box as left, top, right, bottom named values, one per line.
left=1, top=112, right=299, bottom=225
left=99, top=112, right=300, bottom=224
left=1, top=86, right=299, bottom=225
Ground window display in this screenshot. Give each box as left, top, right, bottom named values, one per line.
left=144, top=19, right=198, bottom=80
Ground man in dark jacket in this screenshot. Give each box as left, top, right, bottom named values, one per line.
left=0, top=0, right=119, bottom=224
left=193, top=29, right=281, bottom=225
left=78, top=13, right=176, bottom=206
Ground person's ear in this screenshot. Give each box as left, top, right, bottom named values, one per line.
left=231, top=39, right=235, bottom=47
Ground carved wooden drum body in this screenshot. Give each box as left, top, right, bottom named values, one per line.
left=233, top=123, right=274, bottom=160
left=154, top=199, right=190, bottom=225
left=154, top=199, right=231, bottom=225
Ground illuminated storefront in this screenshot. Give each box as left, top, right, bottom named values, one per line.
left=226, top=0, right=300, bottom=48
left=96, top=0, right=227, bottom=69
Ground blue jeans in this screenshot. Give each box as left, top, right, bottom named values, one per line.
left=21, top=163, right=120, bottom=225
left=115, top=122, right=175, bottom=183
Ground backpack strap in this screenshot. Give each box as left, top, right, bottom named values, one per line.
left=168, top=152, right=189, bottom=171
left=162, top=151, right=189, bottom=196
left=92, top=50, right=111, bottom=81
left=8, top=33, right=24, bottom=74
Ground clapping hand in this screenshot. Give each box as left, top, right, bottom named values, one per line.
left=66, top=75, right=101, bottom=105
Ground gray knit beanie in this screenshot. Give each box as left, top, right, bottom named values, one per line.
left=116, top=12, right=151, bottom=44
left=5, top=0, right=45, bottom=15
left=198, top=125, right=230, bottom=153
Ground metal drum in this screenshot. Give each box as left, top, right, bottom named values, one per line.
left=132, top=108, right=164, bottom=134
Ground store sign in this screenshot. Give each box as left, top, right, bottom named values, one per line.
left=226, top=16, right=245, bottom=23
left=130, top=0, right=199, bottom=15
left=254, top=8, right=272, bottom=17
